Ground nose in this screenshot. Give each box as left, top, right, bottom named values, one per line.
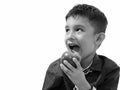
left=66, top=31, right=76, bottom=41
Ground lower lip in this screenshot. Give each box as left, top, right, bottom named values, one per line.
left=69, top=50, right=79, bottom=55
left=72, top=50, right=76, bottom=53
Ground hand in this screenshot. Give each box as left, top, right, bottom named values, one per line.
left=60, top=57, right=91, bottom=90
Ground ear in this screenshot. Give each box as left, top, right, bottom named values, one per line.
left=95, top=32, right=105, bottom=49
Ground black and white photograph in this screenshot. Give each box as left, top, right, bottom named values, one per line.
left=0, top=0, right=120, bottom=90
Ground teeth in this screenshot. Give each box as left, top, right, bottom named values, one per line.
left=67, top=41, right=76, bottom=46
left=67, top=41, right=72, bottom=45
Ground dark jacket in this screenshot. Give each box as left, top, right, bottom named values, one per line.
left=42, top=54, right=120, bottom=90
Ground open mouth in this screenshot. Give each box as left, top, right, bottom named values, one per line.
left=68, top=43, right=80, bottom=53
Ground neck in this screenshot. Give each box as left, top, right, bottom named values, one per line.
left=81, top=52, right=96, bottom=69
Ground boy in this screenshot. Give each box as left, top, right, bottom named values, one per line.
left=42, top=4, right=120, bottom=90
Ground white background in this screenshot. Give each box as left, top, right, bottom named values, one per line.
left=0, top=0, right=120, bottom=90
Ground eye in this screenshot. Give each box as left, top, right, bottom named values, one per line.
left=75, top=28, right=84, bottom=32
left=65, top=28, right=70, bottom=32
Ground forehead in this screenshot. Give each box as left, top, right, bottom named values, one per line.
left=65, top=16, right=93, bottom=29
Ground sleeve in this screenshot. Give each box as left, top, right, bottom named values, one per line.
left=42, top=63, right=63, bottom=90
left=97, top=67, right=120, bottom=90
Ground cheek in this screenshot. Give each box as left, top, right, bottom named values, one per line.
left=80, top=37, right=95, bottom=52
left=64, top=35, right=67, bottom=44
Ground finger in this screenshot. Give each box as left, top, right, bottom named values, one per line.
left=63, top=60, right=75, bottom=72
left=73, top=58, right=82, bottom=70
left=73, top=52, right=81, bottom=62
left=60, top=63, right=72, bottom=75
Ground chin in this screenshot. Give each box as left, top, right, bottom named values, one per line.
left=82, top=52, right=95, bottom=61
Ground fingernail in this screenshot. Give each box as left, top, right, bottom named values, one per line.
left=73, top=57, right=76, bottom=60
left=63, top=60, right=67, bottom=63
left=60, top=63, right=63, bottom=67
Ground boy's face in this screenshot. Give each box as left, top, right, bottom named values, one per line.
left=65, top=16, right=97, bottom=61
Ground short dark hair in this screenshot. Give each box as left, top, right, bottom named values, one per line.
left=66, top=4, right=108, bottom=34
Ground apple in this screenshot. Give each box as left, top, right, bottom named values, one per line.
left=61, top=51, right=79, bottom=68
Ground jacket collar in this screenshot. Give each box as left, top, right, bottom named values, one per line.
left=90, top=53, right=102, bottom=71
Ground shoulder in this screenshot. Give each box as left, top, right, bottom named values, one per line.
left=99, top=55, right=120, bottom=73
left=48, top=58, right=61, bottom=69
left=47, top=58, right=63, bottom=76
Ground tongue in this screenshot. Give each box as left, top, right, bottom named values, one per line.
left=72, top=46, right=80, bottom=52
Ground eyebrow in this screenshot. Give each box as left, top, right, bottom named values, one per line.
left=65, top=25, right=85, bottom=29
